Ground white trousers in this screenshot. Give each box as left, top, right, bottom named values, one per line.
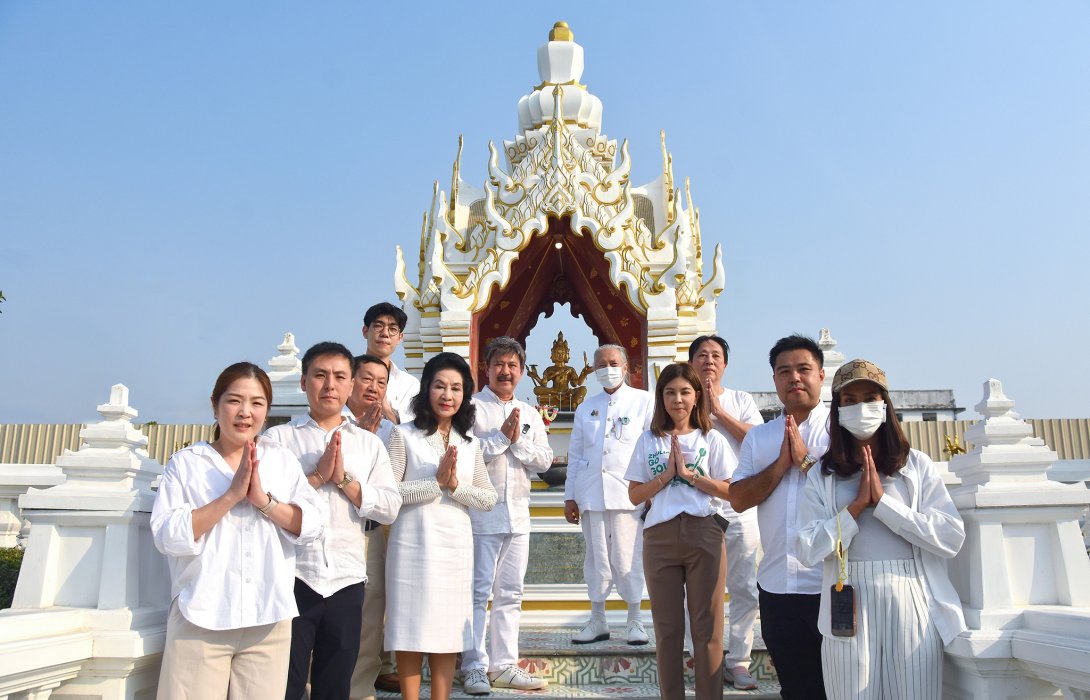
left=723, top=514, right=760, bottom=668
left=580, top=509, right=645, bottom=605
left=821, top=559, right=943, bottom=700
left=462, top=532, right=529, bottom=674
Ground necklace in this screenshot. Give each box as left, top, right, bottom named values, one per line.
left=438, top=428, right=451, bottom=448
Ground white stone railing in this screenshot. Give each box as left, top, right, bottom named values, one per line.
left=0, top=385, right=168, bottom=700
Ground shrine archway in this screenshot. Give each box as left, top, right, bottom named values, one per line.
left=470, top=215, right=646, bottom=390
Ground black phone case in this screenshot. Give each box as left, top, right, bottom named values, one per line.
left=830, top=584, right=856, bottom=637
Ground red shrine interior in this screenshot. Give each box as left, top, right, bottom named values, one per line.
left=469, top=216, right=647, bottom=393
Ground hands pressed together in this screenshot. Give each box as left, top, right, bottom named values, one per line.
left=359, top=402, right=383, bottom=434
left=314, top=430, right=346, bottom=486
left=436, top=445, right=459, bottom=491
left=847, top=445, right=884, bottom=520
left=226, top=440, right=271, bottom=509
left=501, top=407, right=521, bottom=444
left=778, top=415, right=808, bottom=470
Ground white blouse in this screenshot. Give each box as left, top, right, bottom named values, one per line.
left=624, top=429, right=731, bottom=529
left=151, top=438, right=327, bottom=631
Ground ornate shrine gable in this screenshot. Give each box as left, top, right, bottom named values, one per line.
left=393, top=22, right=724, bottom=387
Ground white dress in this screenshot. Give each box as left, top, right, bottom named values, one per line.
left=384, top=424, right=497, bottom=653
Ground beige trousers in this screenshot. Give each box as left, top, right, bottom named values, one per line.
left=156, top=598, right=292, bottom=700
left=350, top=525, right=394, bottom=700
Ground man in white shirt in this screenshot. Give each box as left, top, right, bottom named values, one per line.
left=729, top=335, right=830, bottom=700
left=688, top=334, right=764, bottom=691
left=563, top=344, right=654, bottom=646
left=461, top=337, right=553, bottom=695
left=361, top=302, right=420, bottom=424
left=265, top=342, right=402, bottom=700
left=346, top=354, right=401, bottom=699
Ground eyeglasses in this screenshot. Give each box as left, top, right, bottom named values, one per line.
left=369, top=322, right=402, bottom=335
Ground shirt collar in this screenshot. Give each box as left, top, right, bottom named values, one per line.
left=292, top=412, right=353, bottom=433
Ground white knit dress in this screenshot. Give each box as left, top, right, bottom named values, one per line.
left=384, top=424, right=497, bottom=653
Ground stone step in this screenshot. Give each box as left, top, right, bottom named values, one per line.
left=377, top=682, right=779, bottom=698
left=384, top=623, right=780, bottom=697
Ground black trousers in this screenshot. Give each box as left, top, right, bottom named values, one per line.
left=758, top=585, right=827, bottom=700
left=286, top=579, right=366, bottom=700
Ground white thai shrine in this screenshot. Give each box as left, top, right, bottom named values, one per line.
left=1, top=21, right=1090, bottom=700
left=393, top=21, right=722, bottom=391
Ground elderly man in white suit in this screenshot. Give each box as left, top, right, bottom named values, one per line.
left=564, top=344, right=655, bottom=645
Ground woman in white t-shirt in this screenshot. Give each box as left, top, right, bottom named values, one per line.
left=624, top=362, right=732, bottom=700
left=151, top=362, right=326, bottom=699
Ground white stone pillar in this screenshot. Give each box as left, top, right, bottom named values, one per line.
left=3, top=385, right=170, bottom=700
left=944, top=379, right=1090, bottom=699
left=268, top=332, right=307, bottom=420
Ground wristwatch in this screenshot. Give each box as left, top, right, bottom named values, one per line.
left=800, top=455, right=817, bottom=473
left=336, top=473, right=355, bottom=490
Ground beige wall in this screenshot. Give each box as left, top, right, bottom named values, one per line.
left=2, top=419, right=1088, bottom=466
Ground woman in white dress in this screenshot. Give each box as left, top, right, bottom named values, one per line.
left=797, top=359, right=966, bottom=700
left=151, top=362, right=326, bottom=699
left=624, top=362, right=732, bottom=700
left=384, top=352, right=497, bottom=700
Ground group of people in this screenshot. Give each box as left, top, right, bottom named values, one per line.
left=150, top=306, right=967, bottom=700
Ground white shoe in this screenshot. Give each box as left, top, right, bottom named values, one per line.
left=724, top=664, right=758, bottom=690
left=572, top=617, right=610, bottom=644
left=462, top=668, right=491, bottom=695
left=625, top=619, right=649, bottom=645
left=489, top=664, right=548, bottom=690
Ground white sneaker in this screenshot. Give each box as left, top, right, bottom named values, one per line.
left=572, top=617, right=610, bottom=644
left=462, top=668, right=491, bottom=695
left=489, top=664, right=548, bottom=690
left=625, top=619, right=649, bottom=645
left=724, top=664, right=758, bottom=690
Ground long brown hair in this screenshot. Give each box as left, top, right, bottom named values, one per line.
left=650, top=363, right=712, bottom=437
left=821, top=386, right=910, bottom=477
left=210, top=362, right=273, bottom=441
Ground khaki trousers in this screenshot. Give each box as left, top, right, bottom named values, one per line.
left=350, top=525, right=394, bottom=700
left=643, top=513, right=726, bottom=700
left=156, top=598, right=292, bottom=700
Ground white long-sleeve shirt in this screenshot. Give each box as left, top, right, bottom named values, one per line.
left=470, top=386, right=553, bottom=534
left=732, top=403, right=830, bottom=595
left=151, top=438, right=326, bottom=631
left=564, top=384, right=654, bottom=511
left=796, top=449, right=967, bottom=644
left=265, top=414, right=401, bottom=596
left=387, top=362, right=420, bottom=422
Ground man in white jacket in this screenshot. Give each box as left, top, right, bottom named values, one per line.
left=461, top=337, right=553, bottom=695
left=564, top=344, right=654, bottom=645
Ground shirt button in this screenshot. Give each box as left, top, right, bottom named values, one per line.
left=245, top=577, right=251, bottom=583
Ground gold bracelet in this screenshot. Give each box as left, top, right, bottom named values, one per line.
left=311, top=470, right=326, bottom=483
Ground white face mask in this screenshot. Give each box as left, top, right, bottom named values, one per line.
left=839, top=400, right=887, bottom=440
left=595, top=366, right=625, bottom=390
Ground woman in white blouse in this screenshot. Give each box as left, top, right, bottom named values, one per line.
left=384, top=352, right=497, bottom=700
left=624, top=362, right=732, bottom=700
left=151, top=362, right=326, bottom=699
left=797, top=359, right=966, bottom=700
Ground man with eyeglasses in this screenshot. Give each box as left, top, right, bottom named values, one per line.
left=361, top=302, right=419, bottom=424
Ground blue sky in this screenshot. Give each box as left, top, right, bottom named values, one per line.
left=1, top=2, right=1087, bottom=424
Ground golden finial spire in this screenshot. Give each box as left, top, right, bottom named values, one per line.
left=661, top=130, right=675, bottom=224
left=448, top=134, right=463, bottom=226
left=549, top=21, right=573, bottom=42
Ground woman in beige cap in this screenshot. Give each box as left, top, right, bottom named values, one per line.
left=797, top=359, right=966, bottom=700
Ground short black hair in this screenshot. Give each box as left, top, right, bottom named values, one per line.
left=688, top=335, right=730, bottom=363
left=353, top=354, right=389, bottom=378
left=301, top=341, right=354, bottom=375
left=364, top=302, right=408, bottom=330
left=412, top=352, right=477, bottom=440
left=768, top=334, right=823, bottom=370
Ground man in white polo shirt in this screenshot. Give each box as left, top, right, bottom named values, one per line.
left=729, top=335, right=830, bottom=700
left=361, top=302, right=419, bottom=424
left=564, top=344, right=654, bottom=646
left=688, top=334, right=763, bottom=691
